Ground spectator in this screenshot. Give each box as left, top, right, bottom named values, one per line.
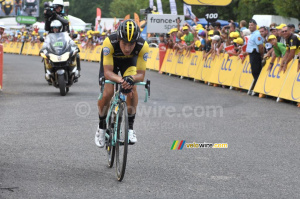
left=210, top=35, right=222, bottom=59
left=287, top=24, right=295, bottom=33
left=212, top=22, right=222, bottom=34
left=229, top=31, right=239, bottom=45
left=276, top=24, right=286, bottom=44
left=166, top=28, right=178, bottom=49
left=259, top=26, right=269, bottom=41
left=0, top=24, right=5, bottom=43
left=97, top=19, right=102, bottom=33
left=159, top=33, right=166, bottom=45
left=228, top=37, right=244, bottom=57
left=182, top=26, right=195, bottom=56
left=259, top=26, right=273, bottom=57
left=270, top=27, right=281, bottom=42
left=241, top=29, right=251, bottom=42
left=197, top=30, right=207, bottom=51
left=280, top=26, right=300, bottom=73
left=240, top=20, right=247, bottom=31
left=174, top=31, right=186, bottom=55
left=229, top=22, right=237, bottom=33
left=245, top=19, right=264, bottom=94
left=218, top=31, right=229, bottom=53
left=266, top=35, right=286, bottom=72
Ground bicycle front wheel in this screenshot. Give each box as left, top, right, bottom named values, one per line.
left=115, top=102, right=128, bottom=181
left=107, top=111, right=115, bottom=168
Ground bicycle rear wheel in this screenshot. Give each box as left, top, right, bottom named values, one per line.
left=107, top=112, right=115, bottom=168
left=115, top=102, right=128, bottom=181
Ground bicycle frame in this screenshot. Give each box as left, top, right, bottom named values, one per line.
left=98, top=79, right=150, bottom=146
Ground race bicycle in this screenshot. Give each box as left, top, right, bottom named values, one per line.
left=98, top=78, right=150, bottom=181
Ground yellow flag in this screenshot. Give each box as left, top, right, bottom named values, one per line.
left=183, top=0, right=232, bottom=6
left=134, top=13, right=140, bottom=27
left=124, top=14, right=130, bottom=20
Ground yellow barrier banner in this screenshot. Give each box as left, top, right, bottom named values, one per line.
left=216, top=55, right=240, bottom=86
left=278, top=60, right=300, bottom=102
left=22, top=42, right=30, bottom=55
left=187, top=51, right=203, bottom=79
left=164, top=50, right=176, bottom=74
left=78, top=46, right=87, bottom=60
left=194, top=55, right=214, bottom=82
left=194, top=55, right=205, bottom=80
left=180, top=52, right=193, bottom=77
left=154, top=49, right=160, bottom=71
left=3, top=42, right=8, bottom=53
left=86, top=47, right=95, bottom=62
left=160, top=49, right=170, bottom=73
left=146, top=48, right=155, bottom=70
left=206, top=55, right=223, bottom=84
left=169, top=52, right=180, bottom=75
left=11, top=42, right=18, bottom=54
left=27, top=44, right=36, bottom=55
left=93, top=45, right=102, bottom=62
left=231, top=56, right=254, bottom=90
left=254, top=59, right=293, bottom=97
left=15, top=42, right=23, bottom=54
left=175, top=51, right=190, bottom=76
left=146, top=48, right=158, bottom=70
left=7, top=42, right=15, bottom=53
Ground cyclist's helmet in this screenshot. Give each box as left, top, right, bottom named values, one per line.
left=52, top=0, right=64, bottom=12
left=50, top=20, right=63, bottom=33
left=117, top=19, right=140, bottom=43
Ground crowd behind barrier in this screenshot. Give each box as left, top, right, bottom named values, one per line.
left=147, top=47, right=300, bottom=104
left=2, top=40, right=300, bottom=105
left=2, top=40, right=102, bottom=62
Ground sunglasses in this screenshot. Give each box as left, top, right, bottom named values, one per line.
left=52, top=27, right=60, bottom=29
left=282, top=30, right=288, bottom=33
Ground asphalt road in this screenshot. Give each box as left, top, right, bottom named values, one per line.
left=1, top=54, right=300, bottom=199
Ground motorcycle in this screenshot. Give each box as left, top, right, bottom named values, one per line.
left=22, top=0, right=38, bottom=16
left=40, top=32, right=80, bottom=96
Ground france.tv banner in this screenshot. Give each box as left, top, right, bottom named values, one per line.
left=0, top=0, right=39, bottom=17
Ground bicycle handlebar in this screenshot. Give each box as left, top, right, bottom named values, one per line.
left=98, top=79, right=150, bottom=102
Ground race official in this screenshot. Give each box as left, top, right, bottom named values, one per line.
left=246, top=19, right=264, bottom=90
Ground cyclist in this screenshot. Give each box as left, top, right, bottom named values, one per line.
left=95, top=19, right=149, bottom=148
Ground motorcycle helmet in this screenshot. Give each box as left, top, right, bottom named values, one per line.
left=50, top=20, right=63, bottom=33
left=52, top=0, right=64, bottom=12
left=117, top=19, right=140, bottom=43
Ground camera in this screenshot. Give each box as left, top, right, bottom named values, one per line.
left=44, top=2, right=54, bottom=18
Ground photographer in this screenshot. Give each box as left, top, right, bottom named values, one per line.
left=44, top=0, right=69, bottom=33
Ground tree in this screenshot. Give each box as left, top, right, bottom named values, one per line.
left=109, top=0, right=148, bottom=19
left=273, top=0, right=300, bottom=20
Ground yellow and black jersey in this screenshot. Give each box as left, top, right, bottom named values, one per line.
left=99, top=33, right=149, bottom=78
left=285, top=33, right=300, bottom=55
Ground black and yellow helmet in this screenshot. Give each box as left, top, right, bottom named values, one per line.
left=117, top=19, right=140, bottom=43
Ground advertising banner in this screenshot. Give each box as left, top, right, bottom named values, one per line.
left=147, top=14, right=184, bottom=33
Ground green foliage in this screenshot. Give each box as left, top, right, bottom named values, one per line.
left=109, top=0, right=148, bottom=19
left=273, top=0, right=300, bottom=20
left=36, top=0, right=297, bottom=27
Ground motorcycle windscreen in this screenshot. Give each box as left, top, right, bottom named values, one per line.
left=48, top=32, right=71, bottom=55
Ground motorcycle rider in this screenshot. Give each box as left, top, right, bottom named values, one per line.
left=43, top=0, right=81, bottom=80
left=42, top=20, right=80, bottom=84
